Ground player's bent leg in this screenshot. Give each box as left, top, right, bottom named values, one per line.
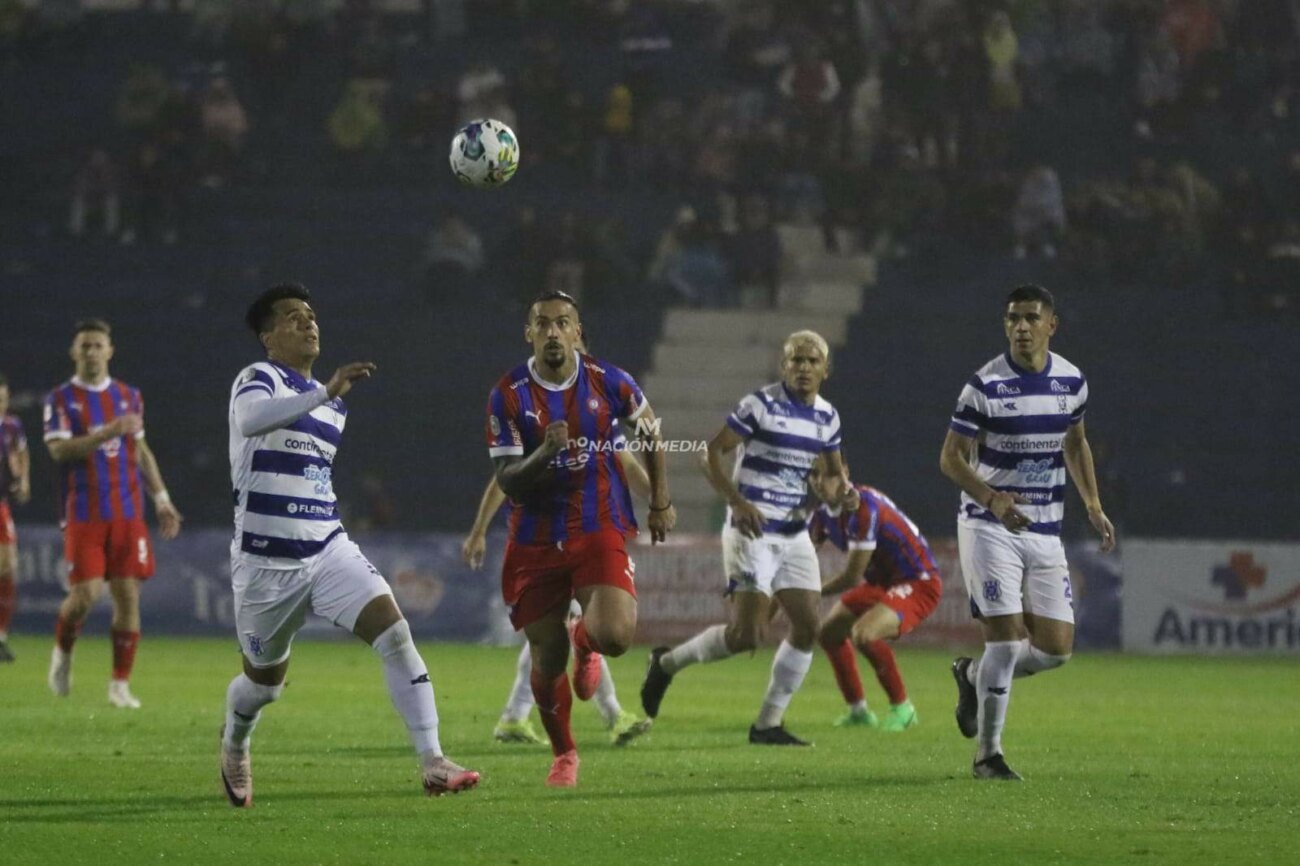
left=818, top=603, right=873, bottom=726
left=644, top=594, right=762, bottom=719
left=574, top=583, right=637, bottom=658
left=50, top=578, right=104, bottom=697
left=525, top=611, right=580, bottom=786
left=1017, top=615, right=1074, bottom=676
left=221, top=655, right=288, bottom=808
left=107, top=577, right=143, bottom=708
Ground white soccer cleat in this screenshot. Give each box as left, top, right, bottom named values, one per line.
left=220, top=729, right=253, bottom=808
left=48, top=647, right=72, bottom=697
left=422, top=755, right=481, bottom=797
left=107, top=679, right=142, bottom=709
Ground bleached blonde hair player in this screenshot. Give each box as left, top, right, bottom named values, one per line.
left=640, top=330, right=858, bottom=746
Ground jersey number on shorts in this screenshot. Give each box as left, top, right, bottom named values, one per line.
left=137, top=538, right=149, bottom=565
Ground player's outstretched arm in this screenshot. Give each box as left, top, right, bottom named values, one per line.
left=233, top=362, right=373, bottom=438
left=1062, top=421, right=1116, bottom=552
left=462, top=477, right=508, bottom=569
left=703, top=425, right=764, bottom=539
left=821, top=549, right=872, bottom=596
left=939, top=429, right=1031, bottom=533
left=136, top=436, right=183, bottom=540
left=633, top=405, right=675, bottom=543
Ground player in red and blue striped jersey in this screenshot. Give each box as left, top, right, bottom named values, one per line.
left=486, top=290, right=676, bottom=787
left=42, top=319, right=183, bottom=709
left=808, top=457, right=942, bottom=733
left=0, top=373, right=31, bottom=662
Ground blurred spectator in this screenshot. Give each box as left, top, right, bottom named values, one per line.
left=640, top=97, right=690, bottom=189
left=68, top=148, right=121, bottom=239
left=1261, top=218, right=1300, bottom=312
left=397, top=84, right=452, bottom=153
left=423, top=214, right=484, bottom=302
left=846, top=61, right=884, bottom=167
left=1011, top=164, right=1066, bottom=259
left=1161, top=0, right=1223, bottom=74
left=495, top=205, right=552, bottom=307
left=776, top=38, right=841, bottom=127
left=726, top=193, right=782, bottom=308
left=116, top=64, right=173, bottom=143
left=349, top=16, right=395, bottom=80
left=1133, top=28, right=1181, bottom=140
left=723, top=2, right=790, bottom=130
left=545, top=211, right=591, bottom=303
left=456, top=59, right=508, bottom=124
left=594, top=82, right=635, bottom=189
left=199, top=77, right=249, bottom=187
left=328, top=79, right=389, bottom=177
left=982, top=11, right=1020, bottom=165
left=121, top=134, right=189, bottom=245
left=648, top=206, right=732, bottom=308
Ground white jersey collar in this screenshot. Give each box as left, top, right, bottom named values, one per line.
left=71, top=375, right=112, bottom=393
left=528, top=351, right=581, bottom=392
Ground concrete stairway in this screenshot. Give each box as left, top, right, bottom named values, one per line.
left=636, top=223, right=875, bottom=533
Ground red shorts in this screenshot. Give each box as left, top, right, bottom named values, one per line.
left=0, top=501, right=14, bottom=545
left=501, top=529, right=636, bottom=630
left=65, top=519, right=154, bottom=583
left=841, top=575, right=942, bottom=637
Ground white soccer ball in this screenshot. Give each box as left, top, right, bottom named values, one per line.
left=449, top=119, right=520, bottom=188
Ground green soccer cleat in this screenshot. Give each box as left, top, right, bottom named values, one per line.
left=493, top=718, right=546, bottom=744
left=880, top=700, right=918, bottom=732
left=833, top=708, right=879, bottom=728
left=608, top=710, right=653, bottom=746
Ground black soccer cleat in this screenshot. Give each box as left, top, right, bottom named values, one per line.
left=972, top=753, right=1023, bottom=781
left=748, top=724, right=812, bottom=747
left=640, top=646, right=674, bottom=719
left=952, top=656, right=978, bottom=739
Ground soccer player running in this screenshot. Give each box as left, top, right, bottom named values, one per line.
left=462, top=441, right=653, bottom=747
left=219, top=284, right=478, bottom=806
left=0, top=373, right=31, bottom=662
left=486, top=289, right=675, bottom=787
left=940, top=284, right=1115, bottom=781
left=43, top=319, right=184, bottom=707
left=808, top=456, right=941, bottom=732
left=641, top=330, right=857, bottom=746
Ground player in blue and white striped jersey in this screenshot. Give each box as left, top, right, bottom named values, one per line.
left=940, top=284, right=1115, bottom=782
left=219, top=283, right=478, bottom=807
left=640, top=330, right=858, bottom=747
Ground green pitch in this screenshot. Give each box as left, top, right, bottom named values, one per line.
left=1, top=637, right=1296, bottom=865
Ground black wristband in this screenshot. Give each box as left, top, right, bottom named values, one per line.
left=650, top=501, right=673, bottom=512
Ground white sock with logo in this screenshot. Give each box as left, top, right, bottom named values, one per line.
left=593, top=657, right=622, bottom=725
left=223, top=674, right=283, bottom=752
left=976, top=640, right=1020, bottom=761
left=373, top=620, right=442, bottom=758
left=501, top=642, right=535, bottom=722
left=755, top=641, right=813, bottom=730
left=660, top=624, right=731, bottom=675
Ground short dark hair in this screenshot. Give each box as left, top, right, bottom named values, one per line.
left=1005, top=284, right=1055, bottom=311
left=528, top=289, right=581, bottom=320
left=73, top=317, right=112, bottom=338
left=246, top=282, right=311, bottom=336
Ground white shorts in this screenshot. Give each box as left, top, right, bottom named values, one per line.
left=722, top=525, right=820, bottom=596
left=231, top=536, right=392, bottom=668
left=957, top=521, right=1074, bottom=624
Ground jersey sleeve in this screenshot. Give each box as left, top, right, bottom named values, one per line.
left=605, top=365, right=649, bottom=422
left=43, top=391, right=71, bottom=442
left=950, top=376, right=990, bottom=439
left=1070, top=377, right=1089, bottom=425
left=845, top=495, right=880, bottom=551
left=131, top=386, right=146, bottom=440
left=726, top=391, right=766, bottom=440
left=234, top=365, right=276, bottom=401
left=486, top=385, right=524, bottom=459
left=823, top=407, right=842, bottom=452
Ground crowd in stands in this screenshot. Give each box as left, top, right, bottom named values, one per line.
left=7, top=0, right=1300, bottom=313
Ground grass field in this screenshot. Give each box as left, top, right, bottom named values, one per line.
left=1, top=636, right=1296, bottom=865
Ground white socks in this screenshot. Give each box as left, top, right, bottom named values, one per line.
left=222, top=673, right=283, bottom=752
left=593, top=657, right=622, bottom=725
left=756, top=641, right=813, bottom=730
left=501, top=642, right=536, bottom=722
left=372, top=620, right=442, bottom=758
left=660, top=624, right=731, bottom=675
left=975, top=640, right=1020, bottom=760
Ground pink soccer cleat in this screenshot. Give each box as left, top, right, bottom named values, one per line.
left=546, top=749, right=580, bottom=788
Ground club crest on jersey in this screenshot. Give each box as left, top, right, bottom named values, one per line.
left=240, top=368, right=256, bottom=385
left=588, top=398, right=600, bottom=412
left=983, top=580, right=1001, bottom=602
left=1058, top=395, right=1069, bottom=412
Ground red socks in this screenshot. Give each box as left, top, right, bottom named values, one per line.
left=862, top=639, right=907, bottom=705
left=0, top=576, right=14, bottom=634
left=822, top=638, right=865, bottom=705
left=570, top=617, right=599, bottom=655
left=530, top=668, right=576, bottom=756
left=111, top=629, right=140, bottom=681
left=54, top=616, right=82, bottom=653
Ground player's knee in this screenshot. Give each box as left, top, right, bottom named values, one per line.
left=371, top=618, right=414, bottom=658
left=787, top=622, right=817, bottom=651
left=588, top=621, right=634, bottom=657
left=726, top=624, right=761, bottom=653
left=1038, top=649, right=1072, bottom=670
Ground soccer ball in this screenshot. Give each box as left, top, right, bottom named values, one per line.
left=449, top=119, right=520, bottom=188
